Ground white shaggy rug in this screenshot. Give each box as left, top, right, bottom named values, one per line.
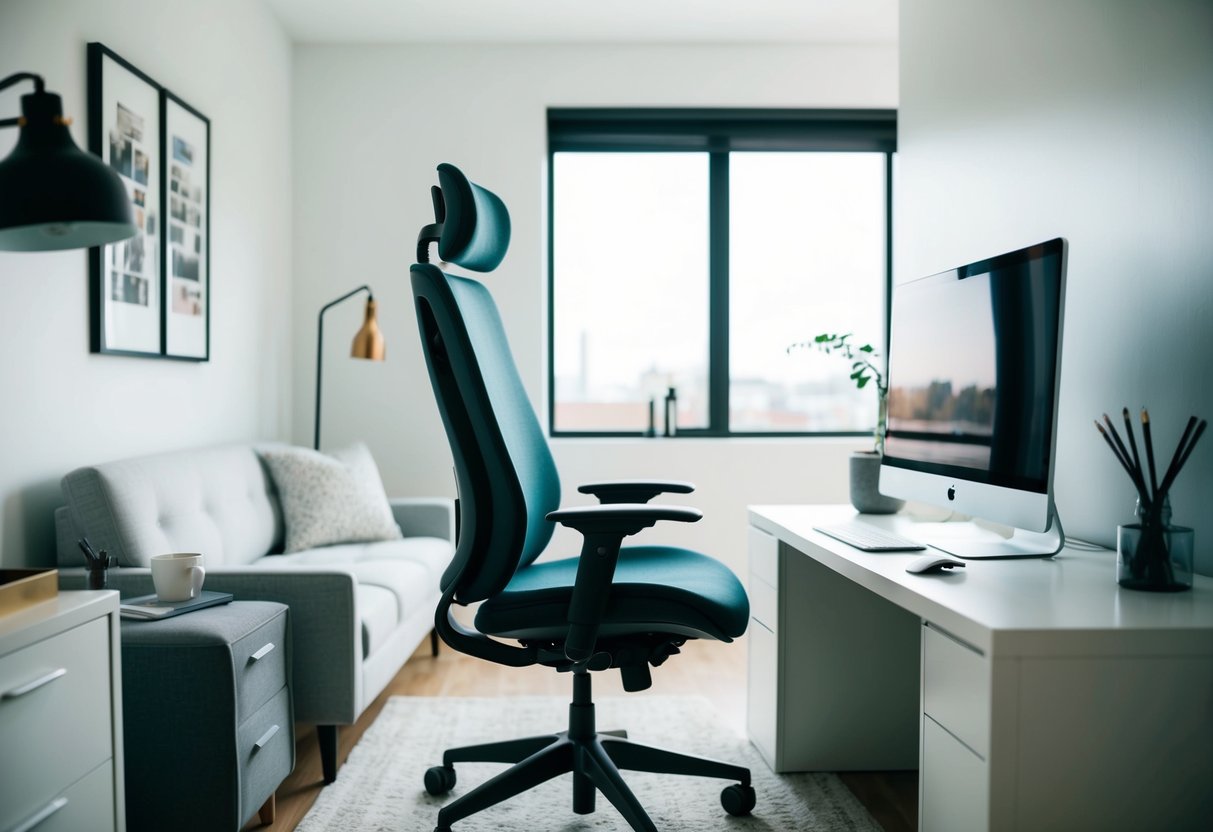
left=297, top=696, right=881, bottom=832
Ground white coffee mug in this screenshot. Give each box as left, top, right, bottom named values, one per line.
left=151, top=553, right=206, bottom=602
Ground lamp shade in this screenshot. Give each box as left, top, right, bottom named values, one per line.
left=351, top=298, right=386, bottom=360
left=0, top=90, right=137, bottom=251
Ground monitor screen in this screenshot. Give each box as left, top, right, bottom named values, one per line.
left=880, top=238, right=1066, bottom=539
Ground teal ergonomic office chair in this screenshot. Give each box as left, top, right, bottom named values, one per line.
left=410, top=163, right=755, bottom=832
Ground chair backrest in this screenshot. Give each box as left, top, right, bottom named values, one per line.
left=411, top=164, right=561, bottom=604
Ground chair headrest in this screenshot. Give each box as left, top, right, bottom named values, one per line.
left=434, top=163, right=511, bottom=272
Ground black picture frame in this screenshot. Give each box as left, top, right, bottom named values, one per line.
left=87, top=43, right=164, bottom=357
left=161, top=91, right=210, bottom=361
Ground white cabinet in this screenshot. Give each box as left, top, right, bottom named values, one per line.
left=0, top=591, right=124, bottom=832
left=745, top=525, right=779, bottom=768
left=745, top=523, right=919, bottom=773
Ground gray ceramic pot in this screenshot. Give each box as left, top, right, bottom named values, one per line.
left=849, top=451, right=905, bottom=514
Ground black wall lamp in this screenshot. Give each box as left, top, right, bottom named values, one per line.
left=0, top=71, right=136, bottom=251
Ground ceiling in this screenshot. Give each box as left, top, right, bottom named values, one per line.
left=264, top=0, right=898, bottom=45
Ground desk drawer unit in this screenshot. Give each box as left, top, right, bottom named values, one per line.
left=746, top=526, right=779, bottom=768
left=922, top=623, right=989, bottom=759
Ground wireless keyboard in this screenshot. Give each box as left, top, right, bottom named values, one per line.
left=813, top=521, right=927, bottom=552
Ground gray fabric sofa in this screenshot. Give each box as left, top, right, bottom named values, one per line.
left=54, top=442, right=455, bottom=782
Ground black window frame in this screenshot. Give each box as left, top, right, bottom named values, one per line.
left=547, top=108, right=897, bottom=438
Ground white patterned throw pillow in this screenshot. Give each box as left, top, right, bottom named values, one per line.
left=260, top=443, right=403, bottom=554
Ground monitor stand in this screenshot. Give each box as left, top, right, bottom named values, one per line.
left=918, top=507, right=1066, bottom=560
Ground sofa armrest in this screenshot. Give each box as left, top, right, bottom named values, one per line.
left=60, top=565, right=361, bottom=725
left=390, top=497, right=456, bottom=542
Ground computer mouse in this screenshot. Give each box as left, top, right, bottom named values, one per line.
left=905, top=553, right=966, bottom=574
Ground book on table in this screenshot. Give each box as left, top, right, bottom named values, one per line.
left=120, top=590, right=234, bottom=620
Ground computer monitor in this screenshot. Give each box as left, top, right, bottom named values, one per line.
left=879, top=238, right=1067, bottom=558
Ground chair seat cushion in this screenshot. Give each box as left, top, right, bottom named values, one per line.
left=475, top=546, right=749, bottom=643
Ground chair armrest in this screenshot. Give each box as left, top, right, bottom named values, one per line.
left=546, top=503, right=702, bottom=662
left=576, top=480, right=695, bottom=504
left=60, top=565, right=361, bottom=725
left=390, top=497, right=456, bottom=542
left=547, top=502, right=701, bottom=536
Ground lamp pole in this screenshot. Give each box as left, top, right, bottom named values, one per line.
left=315, top=284, right=374, bottom=450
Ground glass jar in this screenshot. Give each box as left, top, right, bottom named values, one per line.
left=1117, top=497, right=1193, bottom=592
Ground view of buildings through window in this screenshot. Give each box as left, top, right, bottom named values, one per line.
left=550, top=118, right=891, bottom=437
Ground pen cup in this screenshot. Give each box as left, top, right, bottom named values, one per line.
left=1117, top=499, right=1193, bottom=592
left=87, top=564, right=108, bottom=591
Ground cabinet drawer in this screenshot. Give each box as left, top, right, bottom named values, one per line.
left=921, top=716, right=988, bottom=832
left=0, top=617, right=112, bottom=814
left=231, top=607, right=288, bottom=720
left=238, top=685, right=293, bottom=821
left=0, top=760, right=116, bottom=832
left=748, top=525, right=778, bottom=589
left=746, top=618, right=778, bottom=768
left=748, top=575, right=777, bottom=631
left=923, top=624, right=989, bottom=758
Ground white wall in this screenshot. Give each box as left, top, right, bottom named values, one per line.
left=0, top=0, right=293, bottom=567
left=293, top=44, right=897, bottom=575
left=898, top=1, right=1213, bottom=574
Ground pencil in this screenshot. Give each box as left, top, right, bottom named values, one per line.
left=1122, top=407, right=1145, bottom=496
left=1104, top=413, right=1148, bottom=500
left=1141, top=409, right=1159, bottom=499
left=1160, top=419, right=1207, bottom=498
left=1159, top=416, right=1198, bottom=496
left=1096, top=421, right=1136, bottom=479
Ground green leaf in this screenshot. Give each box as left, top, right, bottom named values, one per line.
left=859, top=344, right=874, bottom=353
left=857, top=376, right=871, bottom=389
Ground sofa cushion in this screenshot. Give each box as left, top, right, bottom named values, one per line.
left=262, top=537, right=451, bottom=589
left=60, top=444, right=283, bottom=568
left=254, top=538, right=444, bottom=659
left=260, top=444, right=402, bottom=554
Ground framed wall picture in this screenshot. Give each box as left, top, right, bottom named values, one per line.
left=87, top=43, right=163, bottom=357
left=162, top=93, right=210, bottom=361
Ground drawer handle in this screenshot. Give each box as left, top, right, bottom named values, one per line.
left=249, top=642, right=276, bottom=663
left=253, top=724, right=280, bottom=752
left=1, top=668, right=67, bottom=701
left=9, top=797, right=68, bottom=832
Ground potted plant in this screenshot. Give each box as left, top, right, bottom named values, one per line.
left=789, top=333, right=904, bottom=514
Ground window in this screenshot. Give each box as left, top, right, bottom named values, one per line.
left=549, top=109, right=896, bottom=437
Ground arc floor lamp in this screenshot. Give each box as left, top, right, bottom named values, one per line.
left=315, top=285, right=386, bottom=449
left=0, top=71, right=136, bottom=251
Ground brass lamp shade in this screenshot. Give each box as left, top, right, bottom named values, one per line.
left=351, top=298, right=386, bottom=360
left=0, top=84, right=137, bottom=251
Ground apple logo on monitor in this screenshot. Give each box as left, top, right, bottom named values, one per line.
left=947, top=485, right=956, bottom=501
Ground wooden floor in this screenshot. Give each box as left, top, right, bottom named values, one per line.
left=247, top=635, right=916, bottom=831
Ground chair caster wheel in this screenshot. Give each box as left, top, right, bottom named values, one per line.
left=425, top=765, right=457, bottom=795
left=721, top=783, right=756, bottom=816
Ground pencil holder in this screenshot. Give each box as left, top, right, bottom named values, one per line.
left=1117, top=498, right=1193, bottom=592
left=86, top=562, right=109, bottom=590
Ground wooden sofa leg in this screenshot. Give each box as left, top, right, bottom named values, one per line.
left=258, top=793, right=276, bottom=825
left=430, top=627, right=440, bottom=657
left=319, top=725, right=339, bottom=783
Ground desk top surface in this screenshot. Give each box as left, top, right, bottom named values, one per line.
left=749, top=504, right=1213, bottom=656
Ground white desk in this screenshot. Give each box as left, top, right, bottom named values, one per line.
left=747, top=505, right=1213, bottom=832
